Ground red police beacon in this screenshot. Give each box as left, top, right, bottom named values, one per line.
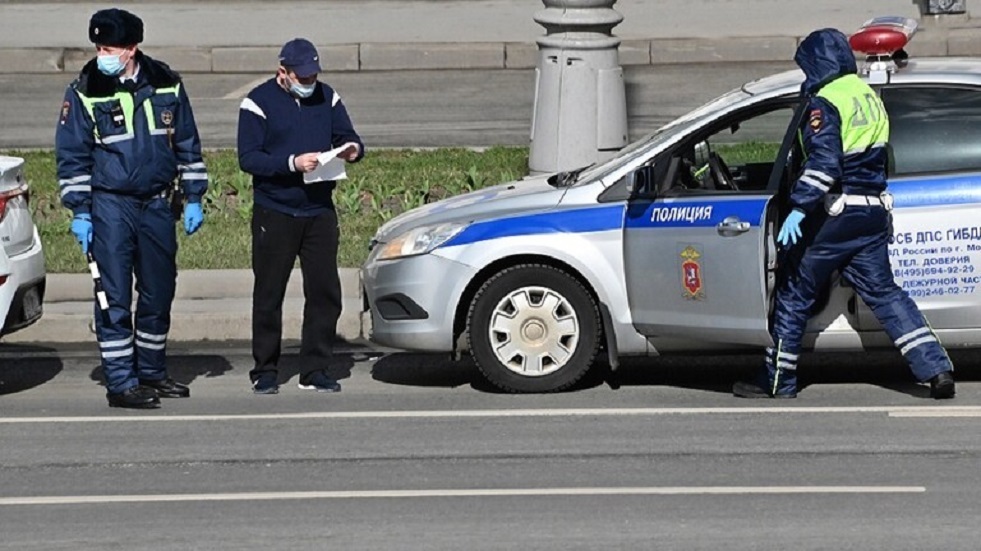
left=849, top=16, right=918, bottom=83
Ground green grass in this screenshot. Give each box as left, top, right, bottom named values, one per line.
left=5, top=148, right=529, bottom=273
left=8, top=142, right=779, bottom=273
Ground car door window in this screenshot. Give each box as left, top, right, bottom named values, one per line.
left=661, top=103, right=798, bottom=195
left=881, top=86, right=981, bottom=176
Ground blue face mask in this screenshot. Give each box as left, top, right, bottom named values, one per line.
left=96, top=53, right=126, bottom=76
left=286, top=76, right=316, bottom=98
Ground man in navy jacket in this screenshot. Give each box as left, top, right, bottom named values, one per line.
left=238, top=38, right=364, bottom=395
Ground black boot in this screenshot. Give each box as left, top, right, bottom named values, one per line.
left=107, top=386, right=161, bottom=409
left=929, top=371, right=955, bottom=400
left=139, top=378, right=190, bottom=398
left=732, top=380, right=797, bottom=399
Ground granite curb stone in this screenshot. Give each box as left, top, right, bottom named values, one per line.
left=9, top=32, right=981, bottom=75
left=3, top=268, right=368, bottom=344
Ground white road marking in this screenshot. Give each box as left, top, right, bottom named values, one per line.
left=1, top=406, right=978, bottom=424
left=222, top=76, right=269, bottom=100
left=889, top=409, right=981, bottom=418
left=0, top=486, right=926, bottom=506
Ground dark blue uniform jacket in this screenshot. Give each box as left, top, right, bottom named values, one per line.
left=791, top=30, right=890, bottom=213
left=56, top=52, right=207, bottom=216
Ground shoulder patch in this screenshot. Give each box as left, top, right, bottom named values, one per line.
left=808, top=108, right=822, bottom=132
left=60, top=101, right=70, bottom=125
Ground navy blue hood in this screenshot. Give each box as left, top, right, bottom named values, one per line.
left=794, top=28, right=857, bottom=96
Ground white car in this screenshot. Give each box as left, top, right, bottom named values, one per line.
left=361, top=26, right=981, bottom=393
left=0, top=156, right=45, bottom=337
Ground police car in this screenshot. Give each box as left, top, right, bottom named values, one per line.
left=361, top=17, right=981, bottom=392
left=0, top=156, right=45, bottom=337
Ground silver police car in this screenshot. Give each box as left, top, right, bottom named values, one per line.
left=361, top=31, right=981, bottom=392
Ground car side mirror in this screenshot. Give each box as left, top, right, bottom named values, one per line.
left=624, top=165, right=657, bottom=198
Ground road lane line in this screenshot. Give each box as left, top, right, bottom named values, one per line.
left=0, top=486, right=926, bottom=506
left=1, top=406, right=979, bottom=423
left=222, top=77, right=269, bottom=100
left=889, top=410, right=981, bottom=418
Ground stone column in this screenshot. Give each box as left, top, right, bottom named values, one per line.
left=528, top=0, right=628, bottom=174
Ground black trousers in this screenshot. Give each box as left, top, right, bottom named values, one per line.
left=250, top=205, right=342, bottom=380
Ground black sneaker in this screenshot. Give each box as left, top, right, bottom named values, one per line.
left=298, top=370, right=341, bottom=393
left=251, top=372, right=279, bottom=395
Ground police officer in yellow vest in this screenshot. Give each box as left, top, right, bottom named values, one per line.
left=55, top=8, right=209, bottom=409
left=733, top=28, right=956, bottom=399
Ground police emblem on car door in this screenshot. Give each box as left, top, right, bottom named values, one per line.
left=623, top=100, right=803, bottom=347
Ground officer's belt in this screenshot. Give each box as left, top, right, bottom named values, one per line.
left=838, top=195, right=884, bottom=206
left=825, top=192, right=894, bottom=216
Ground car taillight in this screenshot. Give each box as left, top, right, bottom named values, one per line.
left=0, top=184, right=27, bottom=223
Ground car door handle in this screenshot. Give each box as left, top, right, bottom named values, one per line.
left=716, top=217, right=750, bottom=234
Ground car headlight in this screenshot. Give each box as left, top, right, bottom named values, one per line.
left=376, top=222, right=467, bottom=261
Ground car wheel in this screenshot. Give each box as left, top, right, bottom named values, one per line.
left=467, top=264, right=601, bottom=392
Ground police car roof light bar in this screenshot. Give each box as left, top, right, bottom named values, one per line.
left=849, top=16, right=917, bottom=84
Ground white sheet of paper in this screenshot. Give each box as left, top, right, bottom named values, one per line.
left=304, top=145, right=352, bottom=183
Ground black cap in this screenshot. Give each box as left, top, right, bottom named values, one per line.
left=89, top=8, right=144, bottom=46
left=278, top=38, right=322, bottom=77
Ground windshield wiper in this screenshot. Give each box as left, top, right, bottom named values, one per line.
left=549, top=164, right=592, bottom=188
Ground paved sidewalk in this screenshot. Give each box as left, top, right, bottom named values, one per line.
left=3, top=268, right=368, bottom=344
left=2, top=0, right=975, bottom=74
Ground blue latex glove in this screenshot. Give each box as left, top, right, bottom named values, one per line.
left=777, top=209, right=805, bottom=247
left=184, top=202, right=204, bottom=235
left=70, top=213, right=93, bottom=254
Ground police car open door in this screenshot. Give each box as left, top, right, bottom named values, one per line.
left=623, top=100, right=804, bottom=347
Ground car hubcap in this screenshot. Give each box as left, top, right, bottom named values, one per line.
left=488, top=286, right=580, bottom=376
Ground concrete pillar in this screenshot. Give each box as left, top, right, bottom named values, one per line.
left=529, top=0, right=628, bottom=175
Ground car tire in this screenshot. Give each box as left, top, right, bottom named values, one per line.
left=467, top=264, right=601, bottom=393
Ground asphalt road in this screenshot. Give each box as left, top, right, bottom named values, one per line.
left=0, top=62, right=797, bottom=150
left=1, top=342, right=979, bottom=550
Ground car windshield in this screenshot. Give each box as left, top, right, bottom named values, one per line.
left=571, top=87, right=753, bottom=186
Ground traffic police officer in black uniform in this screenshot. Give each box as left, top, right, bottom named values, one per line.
left=56, top=9, right=209, bottom=409
left=733, top=28, right=956, bottom=399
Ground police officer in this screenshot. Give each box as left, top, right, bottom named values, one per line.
left=56, top=9, right=209, bottom=409
left=237, top=38, right=364, bottom=395
left=733, top=28, right=955, bottom=399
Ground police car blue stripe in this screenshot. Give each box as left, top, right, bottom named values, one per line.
left=890, top=174, right=981, bottom=208
left=626, top=198, right=768, bottom=229
left=444, top=206, right=623, bottom=247
left=436, top=171, right=975, bottom=250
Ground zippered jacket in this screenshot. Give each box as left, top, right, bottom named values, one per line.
left=56, top=52, right=208, bottom=216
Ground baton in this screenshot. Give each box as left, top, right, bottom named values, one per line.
left=87, top=250, right=109, bottom=311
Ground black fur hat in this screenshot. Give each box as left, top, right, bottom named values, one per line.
left=89, top=8, right=144, bottom=46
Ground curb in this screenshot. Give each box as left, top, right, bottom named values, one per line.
left=4, top=29, right=979, bottom=75
left=2, top=268, right=370, bottom=344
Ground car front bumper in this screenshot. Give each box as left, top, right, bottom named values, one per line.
left=361, top=251, right=477, bottom=352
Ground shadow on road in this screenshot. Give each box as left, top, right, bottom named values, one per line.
left=370, top=349, right=980, bottom=397
left=608, top=349, right=981, bottom=398
left=0, top=343, right=64, bottom=396
left=87, top=355, right=236, bottom=388
left=371, top=352, right=505, bottom=392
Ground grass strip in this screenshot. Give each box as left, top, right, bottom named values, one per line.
left=5, top=147, right=529, bottom=273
